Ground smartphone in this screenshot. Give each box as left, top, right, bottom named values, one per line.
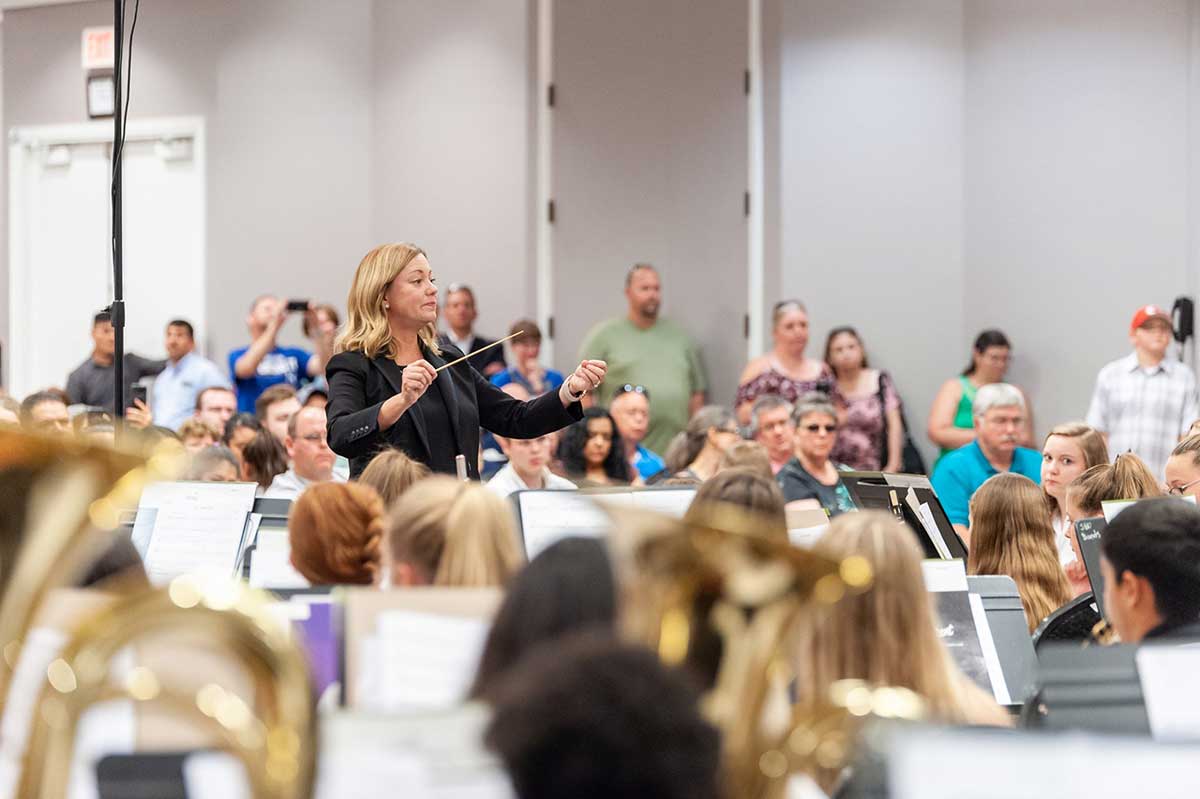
left=127, top=384, right=147, bottom=409
left=286, top=299, right=310, bottom=313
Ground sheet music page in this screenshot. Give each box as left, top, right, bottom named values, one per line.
left=315, top=708, right=511, bottom=799
left=142, top=482, right=258, bottom=585
left=518, top=491, right=613, bottom=558
left=969, top=592, right=1011, bottom=705
left=629, top=488, right=696, bottom=518
left=370, top=611, right=489, bottom=712
left=1136, top=645, right=1200, bottom=742
left=249, top=527, right=311, bottom=590
left=917, top=502, right=952, bottom=559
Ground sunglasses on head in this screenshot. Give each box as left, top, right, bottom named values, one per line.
left=614, top=384, right=650, bottom=400
left=804, top=423, right=837, bottom=434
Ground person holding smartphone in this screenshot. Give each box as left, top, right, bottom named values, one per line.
left=228, top=295, right=335, bottom=413
left=66, top=309, right=165, bottom=414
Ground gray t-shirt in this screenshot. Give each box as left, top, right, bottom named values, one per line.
left=66, top=354, right=165, bottom=411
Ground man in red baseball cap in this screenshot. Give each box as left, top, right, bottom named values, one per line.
left=1086, top=304, right=1199, bottom=479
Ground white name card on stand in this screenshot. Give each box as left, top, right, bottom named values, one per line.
left=1136, top=644, right=1200, bottom=742
left=140, top=481, right=257, bottom=585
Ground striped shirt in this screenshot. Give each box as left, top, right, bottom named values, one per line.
left=1086, top=352, right=1199, bottom=478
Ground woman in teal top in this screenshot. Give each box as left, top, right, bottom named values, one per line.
left=927, top=330, right=1035, bottom=471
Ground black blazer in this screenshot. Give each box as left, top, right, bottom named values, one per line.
left=326, top=342, right=582, bottom=479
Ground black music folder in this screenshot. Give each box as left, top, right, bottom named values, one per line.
left=1074, top=517, right=1108, bottom=618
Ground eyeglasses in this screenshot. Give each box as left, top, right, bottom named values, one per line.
left=803, top=424, right=837, bottom=434
left=614, top=384, right=650, bottom=400
left=1168, top=478, right=1200, bottom=496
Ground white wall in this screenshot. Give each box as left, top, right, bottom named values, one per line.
left=1, top=0, right=532, bottom=385
left=371, top=0, right=533, bottom=342
left=551, top=0, right=747, bottom=401
left=770, top=0, right=1200, bottom=464
left=964, top=0, right=1194, bottom=434
left=773, top=0, right=965, bottom=464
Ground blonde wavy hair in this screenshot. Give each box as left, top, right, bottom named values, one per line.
left=384, top=476, right=524, bottom=587
left=335, top=243, right=441, bottom=360
left=795, top=511, right=1006, bottom=724
left=969, top=473, right=1072, bottom=631
left=1066, top=454, right=1163, bottom=518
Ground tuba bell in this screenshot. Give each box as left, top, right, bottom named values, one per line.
left=17, top=575, right=316, bottom=799
left=0, top=429, right=316, bottom=797
left=0, top=428, right=181, bottom=717
left=619, top=500, right=921, bottom=799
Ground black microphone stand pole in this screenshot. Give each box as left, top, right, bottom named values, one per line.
left=111, top=0, right=125, bottom=430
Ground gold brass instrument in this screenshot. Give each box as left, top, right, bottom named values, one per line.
left=18, top=576, right=316, bottom=799
left=619, top=501, right=922, bottom=799
left=0, top=429, right=315, bottom=797
left=0, top=429, right=180, bottom=716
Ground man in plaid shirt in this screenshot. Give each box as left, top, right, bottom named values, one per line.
left=1087, top=305, right=1200, bottom=479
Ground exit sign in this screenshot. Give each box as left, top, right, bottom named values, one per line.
left=81, top=26, right=114, bottom=70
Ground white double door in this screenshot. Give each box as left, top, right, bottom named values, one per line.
left=8, top=117, right=206, bottom=399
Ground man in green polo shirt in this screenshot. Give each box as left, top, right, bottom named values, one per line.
left=578, top=264, right=707, bottom=455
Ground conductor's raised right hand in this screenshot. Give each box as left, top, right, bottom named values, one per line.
left=399, top=359, right=438, bottom=407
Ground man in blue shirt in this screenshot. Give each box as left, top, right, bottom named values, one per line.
left=931, top=383, right=1042, bottom=536
left=151, top=319, right=229, bottom=430
left=609, top=384, right=666, bottom=481
left=228, top=295, right=334, bottom=413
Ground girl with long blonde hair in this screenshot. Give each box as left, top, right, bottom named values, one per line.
left=382, top=476, right=524, bottom=587
left=794, top=512, right=1008, bottom=749
left=325, top=243, right=607, bottom=479
left=968, top=473, right=1073, bottom=631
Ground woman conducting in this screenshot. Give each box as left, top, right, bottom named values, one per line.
left=327, top=243, right=606, bottom=478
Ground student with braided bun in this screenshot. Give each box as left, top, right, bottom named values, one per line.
left=288, top=482, right=385, bottom=585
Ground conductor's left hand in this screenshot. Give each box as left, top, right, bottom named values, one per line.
left=563, top=360, right=607, bottom=400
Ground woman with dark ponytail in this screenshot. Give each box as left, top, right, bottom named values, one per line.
left=927, top=330, right=1034, bottom=470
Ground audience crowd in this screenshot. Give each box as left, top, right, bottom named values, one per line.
left=9, top=263, right=1200, bottom=797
